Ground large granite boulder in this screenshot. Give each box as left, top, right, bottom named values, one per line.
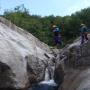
left=0, top=17, right=54, bottom=89
left=65, top=36, right=90, bottom=68
left=53, top=35, right=90, bottom=90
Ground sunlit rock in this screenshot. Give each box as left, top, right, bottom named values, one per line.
left=0, top=17, right=54, bottom=89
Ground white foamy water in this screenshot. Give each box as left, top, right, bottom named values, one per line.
left=40, top=79, right=57, bottom=86
left=44, top=68, right=50, bottom=81
left=40, top=67, right=57, bottom=86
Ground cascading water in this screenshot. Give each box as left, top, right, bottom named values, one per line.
left=40, top=66, right=57, bottom=86
left=44, top=68, right=50, bottom=81
left=32, top=66, right=58, bottom=90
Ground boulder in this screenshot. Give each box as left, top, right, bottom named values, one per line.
left=0, top=17, right=54, bottom=89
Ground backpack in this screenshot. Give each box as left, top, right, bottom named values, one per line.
left=54, top=27, right=60, bottom=36
left=81, top=26, right=88, bottom=33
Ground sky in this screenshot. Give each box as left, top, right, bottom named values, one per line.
left=0, top=0, right=90, bottom=16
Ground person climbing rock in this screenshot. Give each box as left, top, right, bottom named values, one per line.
left=52, top=25, right=62, bottom=48
left=80, top=23, right=88, bottom=44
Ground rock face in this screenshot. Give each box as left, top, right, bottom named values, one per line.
left=55, top=35, right=90, bottom=90
left=0, top=17, right=54, bottom=89
left=54, top=36, right=90, bottom=70
left=64, top=37, right=90, bottom=68
left=54, top=64, right=64, bottom=89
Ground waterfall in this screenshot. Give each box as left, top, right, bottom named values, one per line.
left=44, top=68, right=50, bottom=81
left=49, top=66, right=55, bottom=79
left=40, top=66, right=57, bottom=86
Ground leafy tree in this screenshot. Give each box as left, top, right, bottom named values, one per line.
left=2, top=6, right=90, bottom=47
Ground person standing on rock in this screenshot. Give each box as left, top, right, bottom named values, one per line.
left=52, top=25, right=62, bottom=48
left=80, top=23, right=89, bottom=44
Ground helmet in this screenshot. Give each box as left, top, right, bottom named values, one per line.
left=80, top=23, right=85, bottom=26
left=52, top=25, right=57, bottom=28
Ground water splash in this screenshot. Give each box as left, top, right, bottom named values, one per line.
left=40, top=67, right=57, bottom=86
left=44, top=68, right=50, bottom=81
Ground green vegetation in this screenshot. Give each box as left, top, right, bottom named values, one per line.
left=2, top=5, right=90, bottom=46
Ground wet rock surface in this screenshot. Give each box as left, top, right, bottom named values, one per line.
left=54, top=64, right=64, bottom=88
left=62, top=67, right=90, bottom=90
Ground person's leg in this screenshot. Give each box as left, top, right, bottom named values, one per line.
left=59, top=35, right=62, bottom=45
left=55, top=36, right=60, bottom=48
left=85, top=33, right=88, bottom=41
left=54, top=36, right=58, bottom=47
left=81, top=34, right=84, bottom=44
left=56, top=35, right=62, bottom=47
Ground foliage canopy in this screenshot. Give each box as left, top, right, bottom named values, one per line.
left=2, top=5, right=90, bottom=46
